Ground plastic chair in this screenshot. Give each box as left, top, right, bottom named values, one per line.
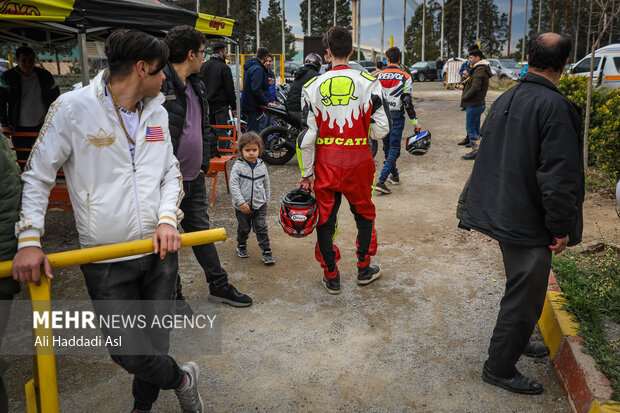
left=205, top=125, right=237, bottom=206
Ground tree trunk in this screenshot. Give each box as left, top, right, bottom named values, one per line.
left=508, top=0, right=513, bottom=57
left=584, top=40, right=597, bottom=176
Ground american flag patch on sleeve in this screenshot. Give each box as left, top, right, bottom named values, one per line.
left=145, top=126, right=165, bottom=142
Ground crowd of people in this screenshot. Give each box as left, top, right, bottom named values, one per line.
left=0, top=24, right=586, bottom=412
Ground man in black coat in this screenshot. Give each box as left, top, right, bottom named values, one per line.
left=200, top=43, right=236, bottom=126
left=460, top=33, right=584, bottom=395
left=0, top=46, right=60, bottom=169
left=285, top=53, right=322, bottom=122
left=162, top=26, right=252, bottom=308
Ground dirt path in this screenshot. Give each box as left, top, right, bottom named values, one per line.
left=5, top=82, right=619, bottom=412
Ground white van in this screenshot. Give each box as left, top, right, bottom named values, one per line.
left=569, top=43, right=620, bottom=89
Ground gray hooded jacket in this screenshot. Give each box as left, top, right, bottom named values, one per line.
left=229, top=158, right=270, bottom=210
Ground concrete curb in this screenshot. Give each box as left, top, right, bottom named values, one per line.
left=538, top=271, right=620, bottom=413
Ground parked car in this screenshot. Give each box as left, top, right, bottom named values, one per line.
left=349, top=61, right=370, bottom=73
left=355, top=60, right=377, bottom=71
left=487, top=59, right=520, bottom=81
left=284, top=61, right=302, bottom=79
left=319, top=61, right=370, bottom=74
left=569, top=43, right=620, bottom=89
left=409, top=61, right=439, bottom=82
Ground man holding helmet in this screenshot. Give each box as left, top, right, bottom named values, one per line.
left=297, top=26, right=391, bottom=295
left=374, top=46, right=421, bottom=194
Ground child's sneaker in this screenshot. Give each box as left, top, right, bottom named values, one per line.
left=388, top=175, right=400, bottom=185
left=262, top=249, right=275, bottom=265
left=375, top=181, right=391, bottom=194
left=175, top=361, right=204, bottom=412
left=236, top=245, right=249, bottom=258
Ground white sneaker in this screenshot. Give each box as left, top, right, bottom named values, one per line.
left=175, top=362, right=204, bottom=413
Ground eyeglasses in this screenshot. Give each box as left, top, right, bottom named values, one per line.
left=194, top=49, right=205, bottom=56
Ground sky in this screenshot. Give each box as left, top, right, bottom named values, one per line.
left=258, top=0, right=530, bottom=55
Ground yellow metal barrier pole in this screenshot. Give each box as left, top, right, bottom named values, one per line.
left=0, top=229, right=226, bottom=278
left=29, top=277, right=56, bottom=413
left=0, top=229, right=226, bottom=413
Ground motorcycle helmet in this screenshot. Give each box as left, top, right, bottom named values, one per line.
left=279, top=188, right=319, bottom=237
left=406, top=130, right=431, bottom=156
left=304, top=53, right=323, bottom=72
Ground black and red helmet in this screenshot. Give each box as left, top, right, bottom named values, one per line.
left=304, top=53, right=323, bottom=72
left=279, top=188, right=319, bottom=238
left=406, top=130, right=431, bottom=156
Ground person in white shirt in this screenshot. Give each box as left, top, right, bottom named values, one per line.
left=12, top=29, right=204, bottom=413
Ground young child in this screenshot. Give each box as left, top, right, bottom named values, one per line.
left=229, top=132, right=274, bottom=265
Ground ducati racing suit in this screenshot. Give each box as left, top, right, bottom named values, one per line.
left=297, top=65, right=391, bottom=277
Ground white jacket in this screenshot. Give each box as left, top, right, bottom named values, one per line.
left=229, top=158, right=270, bottom=210
left=16, top=70, right=184, bottom=259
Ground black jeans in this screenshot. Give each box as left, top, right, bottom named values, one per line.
left=486, top=243, right=551, bottom=378
left=235, top=204, right=270, bottom=250
left=179, top=173, right=228, bottom=291
left=80, top=254, right=184, bottom=411
left=209, top=106, right=229, bottom=126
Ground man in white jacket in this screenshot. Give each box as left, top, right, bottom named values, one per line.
left=12, top=30, right=204, bottom=413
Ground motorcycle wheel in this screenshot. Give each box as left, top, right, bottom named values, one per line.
left=260, top=125, right=296, bottom=165
left=369, top=138, right=378, bottom=158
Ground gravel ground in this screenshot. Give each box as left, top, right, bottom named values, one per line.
left=5, top=81, right=620, bottom=412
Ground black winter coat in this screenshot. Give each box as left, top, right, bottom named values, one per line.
left=241, top=58, right=269, bottom=113
left=0, top=67, right=60, bottom=128
left=161, top=63, right=218, bottom=172
left=285, top=64, right=319, bottom=113
left=460, top=73, right=584, bottom=247
left=200, top=54, right=236, bottom=111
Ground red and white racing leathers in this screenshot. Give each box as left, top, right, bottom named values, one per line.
left=297, top=65, right=391, bottom=277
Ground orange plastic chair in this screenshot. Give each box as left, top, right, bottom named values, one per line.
left=205, top=125, right=237, bottom=206
left=6, top=131, right=73, bottom=211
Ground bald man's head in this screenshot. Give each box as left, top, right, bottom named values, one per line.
left=528, top=32, right=571, bottom=72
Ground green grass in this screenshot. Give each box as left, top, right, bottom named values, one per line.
left=552, top=246, right=620, bottom=401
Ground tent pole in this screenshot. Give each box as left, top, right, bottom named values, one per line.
left=235, top=42, right=241, bottom=135
left=256, top=0, right=260, bottom=49
left=77, top=27, right=89, bottom=87
left=55, top=49, right=61, bottom=76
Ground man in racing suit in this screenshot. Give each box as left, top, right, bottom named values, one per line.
left=374, top=46, right=421, bottom=194
left=298, top=26, right=391, bottom=295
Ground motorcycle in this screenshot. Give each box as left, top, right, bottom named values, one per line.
left=259, top=104, right=301, bottom=165
left=258, top=88, right=379, bottom=165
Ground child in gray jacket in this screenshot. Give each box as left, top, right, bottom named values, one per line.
left=230, top=132, right=274, bottom=265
